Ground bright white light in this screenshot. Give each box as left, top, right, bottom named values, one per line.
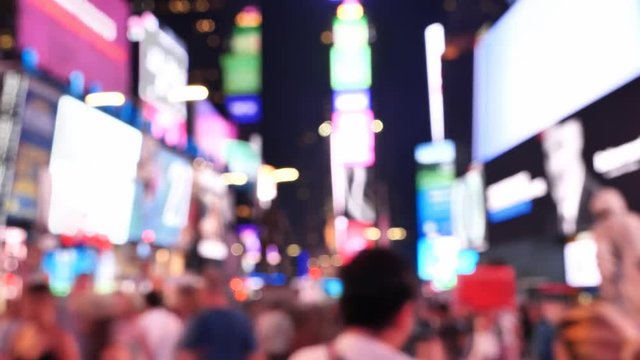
left=221, top=172, right=248, bottom=186
left=387, top=227, right=407, bottom=241
left=168, top=85, right=209, bottom=103
left=486, top=171, right=548, bottom=212
left=564, top=233, right=602, bottom=288
left=371, top=119, right=383, bottom=133
left=48, top=96, right=142, bottom=245
left=593, top=136, right=640, bottom=179
left=474, top=0, right=640, bottom=162
left=197, top=239, right=229, bottom=260
left=84, top=92, right=126, bottom=107
left=257, top=165, right=277, bottom=204
left=333, top=91, right=370, bottom=112
left=318, top=121, right=332, bottom=137
left=272, top=168, right=300, bottom=183
left=425, top=23, right=445, bottom=142
left=414, top=140, right=456, bottom=165
left=331, top=110, right=375, bottom=167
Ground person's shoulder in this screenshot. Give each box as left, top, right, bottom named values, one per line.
left=289, top=344, right=329, bottom=360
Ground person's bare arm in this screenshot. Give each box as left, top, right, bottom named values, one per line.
left=248, top=350, right=266, bottom=360
left=59, top=332, right=81, bottom=360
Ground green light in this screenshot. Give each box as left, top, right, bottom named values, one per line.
left=330, top=46, right=372, bottom=91
left=221, top=53, right=262, bottom=95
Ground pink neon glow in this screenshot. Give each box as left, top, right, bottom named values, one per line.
left=331, top=110, right=375, bottom=167
left=194, top=101, right=238, bottom=165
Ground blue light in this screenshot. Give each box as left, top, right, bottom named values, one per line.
left=322, top=277, right=344, bottom=298
left=487, top=201, right=533, bottom=223
left=21, top=48, right=39, bottom=73
left=68, top=71, right=85, bottom=97
left=225, top=95, right=262, bottom=123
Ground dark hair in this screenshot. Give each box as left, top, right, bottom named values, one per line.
left=25, top=282, right=52, bottom=298
left=145, top=290, right=164, bottom=308
left=339, top=248, right=417, bottom=331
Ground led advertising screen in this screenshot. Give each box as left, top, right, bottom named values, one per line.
left=48, top=96, right=142, bottom=244
left=193, top=101, right=238, bottom=166
left=6, top=78, right=60, bottom=222
left=129, top=136, right=193, bottom=247
left=17, top=0, right=130, bottom=92
left=473, top=0, right=640, bottom=162
left=485, top=77, right=640, bottom=245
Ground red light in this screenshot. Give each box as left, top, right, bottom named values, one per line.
left=309, top=267, right=322, bottom=279
left=230, top=277, right=244, bottom=292
left=234, top=290, right=248, bottom=302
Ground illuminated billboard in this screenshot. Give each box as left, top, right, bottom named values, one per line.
left=331, top=110, right=375, bottom=167
left=17, top=0, right=130, bottom=92
left=473, top=0, right=640, bottom=162
left=6, top=78, right=60, bottom=222
left=193, top=101, right=238, bottom=165
left=129, top=137, right=193, bottom=247
left=48, top=96, right=142, bottom=244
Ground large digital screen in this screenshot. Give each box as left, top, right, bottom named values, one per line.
left=485, top=76, right=640, bottom=242
left=193, top=101, right=237, bottom=166
left=129, top=136, right=193, bottom=247
left=17, top=0, right=130, bottom=92
left=473, top=0, right=640, bottom=162
left=6, top=78, right=60, bottom=222
left=48, top=96, right=142, bottom=244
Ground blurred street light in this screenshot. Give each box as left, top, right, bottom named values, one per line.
left=168, top=85, right=209, bottom=102
left=84, top=92, right=126, bottom=107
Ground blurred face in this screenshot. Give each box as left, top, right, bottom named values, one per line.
left=24, top=294, right=55, bottom=326
left=390, top=301, right=416, bottom=349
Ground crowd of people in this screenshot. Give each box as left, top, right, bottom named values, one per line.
left=0, top=232, right=639, bottom=360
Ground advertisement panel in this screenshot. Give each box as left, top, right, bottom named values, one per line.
left=129, top=136, right=193, bottom=247
left=473, top=0, right=640, bottom=162
left=193, top=101, right=238, bottom=166
left=48, top=96, right=142, bottom=244
left=6, top=78, right=60, bottom=222
left=17, top=0, right=130, bottom=92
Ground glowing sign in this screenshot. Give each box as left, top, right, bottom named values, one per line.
left=225, top=95, right=262, bottom=124
left=193, top=101, right=238, bottom=164
left=17, top=0, right=130, bottom=92
left=564, top=232, right=602, bottom=288
left=473, top=0, right=640, bottom=162
left=333, top=90, right=370, bottom=112
left=331, top=110, right=375, bottom=167
left=486, top=171, right=548, bottom=223
left=330, top=46, right=372, bottom=91
left=48, top=96, right=142, bottom=244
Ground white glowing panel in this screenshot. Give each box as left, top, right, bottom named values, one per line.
left=331, top=110, right=375, bottom=167
left=473, top=0, right=640, bottom=162
left=48, top=96, right=142, bottom=244
left=564, top=234, right=602, bottom=288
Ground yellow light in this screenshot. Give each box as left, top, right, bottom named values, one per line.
left=363, top=227, right=381, bottom=241
left=235, top=8, right=262, bottom=28
left=337, top=2, right=364, bottom=21
left=372, top=119, right=384, bottom=133
left=221, top=172, right=248, bottom=186
left=155, top=249, right=170, bottom=263
left=387, top=227, right=407, bottom=241
left=286, top=244, right=301, bottom=257
left=168, top=85, right=209, bottom=102
left=272, top=168, right=299, bottom=183
left=84, top=92, right=126, bottom=107
left=196, top=19, right=216, bottom=33
left=320, top=31, right=333, bottom=45
left=0, top=34, right=14, bottom=50
left=230, top=243, right=244, bottom=256
left=318, top=121, right=332, bottom=137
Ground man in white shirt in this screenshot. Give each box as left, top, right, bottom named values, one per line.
left=137, top=290, right=184, bottom=360
left=290, top=248, right=417, bottom=360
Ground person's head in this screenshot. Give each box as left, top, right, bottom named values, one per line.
left=542, top=118, right=586, bottom=193
left=339, top=248, right=417, bottom=348
left=144, top=290, right=164, bottom=309
left=198, top=267, right=229, bottom=307
left=23, top=282, right=56, bottom=326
